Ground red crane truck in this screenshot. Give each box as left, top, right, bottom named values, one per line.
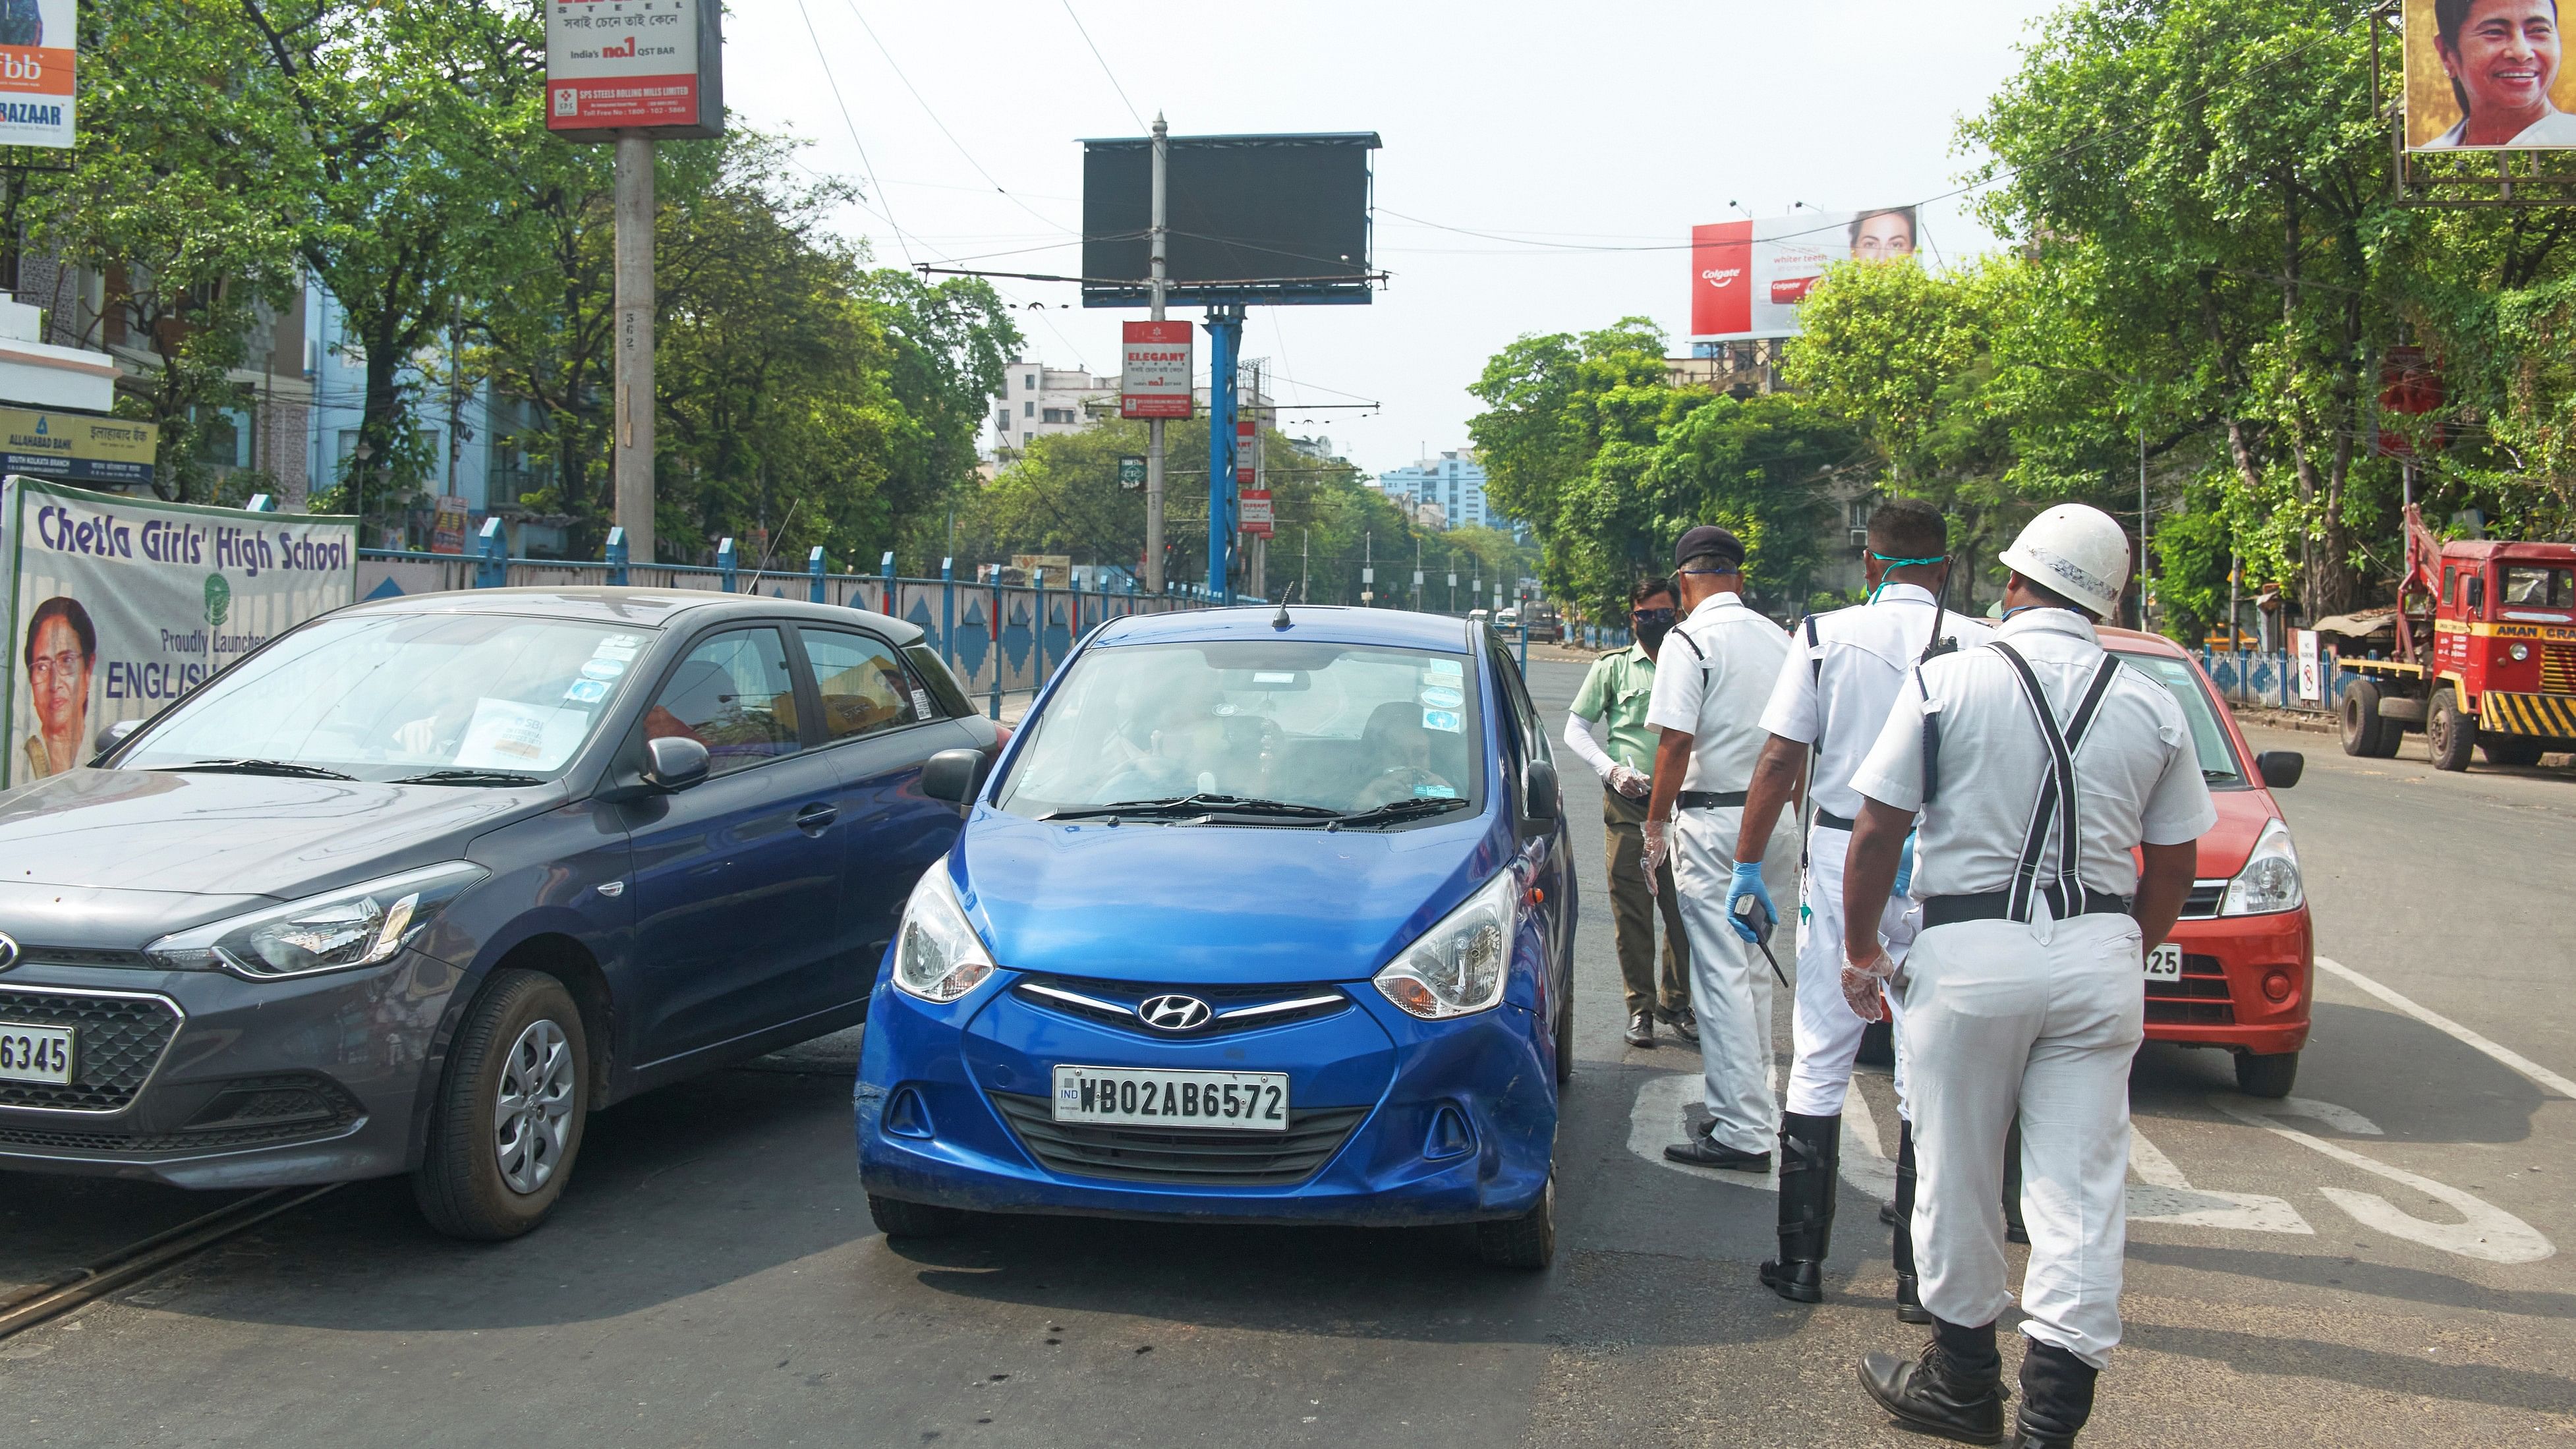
left=2340, top=503, right=2576, bottom=769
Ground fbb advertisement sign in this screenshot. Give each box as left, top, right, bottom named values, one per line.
left=0, top=0, right=74, bottom=150
left=1690, top=207, right=1919, bottom=341
left=1, top=480, right=356, bottom=789
left=546, top=0, right=725, bottom=142
left=1120, top=321, right=1194, bottom=420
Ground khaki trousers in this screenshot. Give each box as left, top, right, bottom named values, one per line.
left=1602, top=788, right=1690, bottom=1019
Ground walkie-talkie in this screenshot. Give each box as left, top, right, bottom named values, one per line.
left=1920, top=557, right=1959, bottom=664
left=1732, top=892, right=1790, bottom=987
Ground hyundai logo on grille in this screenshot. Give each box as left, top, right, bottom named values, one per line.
left=1135, top=994, right=1212, bottom=1032
left=0, top=932, right=16, bottom=972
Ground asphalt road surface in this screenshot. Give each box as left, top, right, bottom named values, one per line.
left=3, top=654, right=2571, bottom=1446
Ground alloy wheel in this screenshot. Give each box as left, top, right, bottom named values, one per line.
left=492, top=1018, right=577, bottom=1195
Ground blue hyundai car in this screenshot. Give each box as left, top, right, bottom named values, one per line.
left=855, top=605, right=1575, bottom=1266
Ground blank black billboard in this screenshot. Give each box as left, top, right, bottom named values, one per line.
left=1081, top=132, right=1379, bottom=307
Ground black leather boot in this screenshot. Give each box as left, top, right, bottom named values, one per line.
left=1892, top=1118, right=1931, bottom=1324
left=1758, top=1112, right=1838, bottom=1303
left=2003, top=1117, right=2029, bottom=1245
left=1859, top=1317, right=2007, bottom=1446
left=2009, top=1339, right=2098, bottom=1447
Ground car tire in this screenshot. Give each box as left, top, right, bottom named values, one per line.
left=1475, top=1171, right=1557, bottom=1270
left=1856, top=1018, right=1895, bottom=1068
left=2340, top=679, right=2393, bottom=758
left=414, top=969, right=589, bottom=1241
left=2233, top=1049, right=2299, bottom=1099
left=869, top=1193, right=973, bottom=1238
left=2482, top=735, right=2547, bottom=768
left=2426, top=686, right=2475, bottom=772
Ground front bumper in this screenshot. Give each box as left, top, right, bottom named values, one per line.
left=0, top=952, right=461, bottom=1188
left=857, top=971, right=1557, bottom=1226
left=2151, top=907, right=2312, bottom=1057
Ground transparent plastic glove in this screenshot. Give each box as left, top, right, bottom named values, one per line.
left=1641, top=818, right=1669, bottom=895
left=1842, top=946, right=1895, bottom=1023
left=1608, top=762, right=1651, bottom=799
left=1893, top=830, right=1917, bottom=899
left=1727, top=860, right=1773, bottom=942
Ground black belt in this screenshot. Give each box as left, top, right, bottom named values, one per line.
left=1814, top=809, right=1856, bottom=831
left=1923, top=886, right=2132, bottom=929
left=1676, top=789, right=1748, bottom=809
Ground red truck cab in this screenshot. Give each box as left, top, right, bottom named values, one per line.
left=2343, top=507, right=2576, bottom=769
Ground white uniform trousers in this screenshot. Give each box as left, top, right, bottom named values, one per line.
left=1899, top=911, right=2144, bottom=1368
left=1669, top=805, right=1800, bottom=1154
left=1784, top=818, right=1916, bottom=1120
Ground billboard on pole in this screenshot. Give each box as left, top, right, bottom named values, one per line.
left=1120, top=321, right=1194, bottom=419
left=2404, top=0, right=2576, bottom=150
left=1082, top=132, right=1380, bottom=307
left=0, top=1, right=74, bottom=150
left=1690, top=207, right=1918, bottom=341
left=1239, top=489, right=1273, bottom=536
left=546, top=0, right=725, bottom=141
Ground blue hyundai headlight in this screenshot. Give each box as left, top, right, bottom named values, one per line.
left=1372, top=869, right=1517, bottom=1020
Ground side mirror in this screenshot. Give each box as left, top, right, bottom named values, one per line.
left=642, top=735, right=710, bottom=792
left=2255, top=751, right=2304, bottom=790
left=1521, top=758, right=1560, bottom=826
left=923, top=747, right=987, bottom=811
left=94, top=719, right=141, bottom=754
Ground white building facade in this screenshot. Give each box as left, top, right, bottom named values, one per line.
left=994, top=360, right=1120, bottom=451
left=1374, top=450, right=1493, bottom=530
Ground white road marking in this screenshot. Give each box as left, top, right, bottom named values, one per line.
left=2125, top=1122, right=2313, bottom=1234
left=2316, top=955, right=2576, bottom=1100
left=2275, top=1096, right=2382, bottom=1135
left=1839, top=1082, right=1899, bottom=1203
left=1627, top=1073, right=1776, bottom=1192
left=2212, top=1096, right=2556, bottom=1264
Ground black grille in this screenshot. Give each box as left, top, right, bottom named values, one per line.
left=0, top=1073, right=360, bottom=1154
left=1011, top=975, right=1352, bottom=1038
left=2178, top=885, right=2226, bottom=920
left=2145, top=953, right=2235, bottom=1027
left=0, top=988, right=181, bottom=1111
left=990, top=1090, right=1367, bottom=1185
left=16, top=946, right=154, bottom=969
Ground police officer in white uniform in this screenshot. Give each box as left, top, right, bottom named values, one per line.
left=1837, top=505, right=2215, bottom=1448
left=1728, top=498, right=1990, bottom=1313
left=1640, top=526, right=1801, bottom=1170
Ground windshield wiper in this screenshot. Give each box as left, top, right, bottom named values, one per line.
left=2204, top=768, right=2244, bottom=783
left=160, top=758, right=357, bottom=781
left=1334, top=796, right=1474, bottom=828
left=393, top=768, right=548, bottom=787
left=1043, top=793, right=1342, bottom=823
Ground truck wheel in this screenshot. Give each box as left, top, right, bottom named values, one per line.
left=2482, top=735, right=2546, bottom=768
left=2233, top=1050, right=2299, bottom=1098
left=1476, top=1171, right=1557, bottom=1269
left=414, top=970, right=590, bottom=1241
left=2340, top=679, right=2393, bottom=758
left=868, top=1193, right=974, bottom=1238
left=2426, top=687, right=2475, bottom=772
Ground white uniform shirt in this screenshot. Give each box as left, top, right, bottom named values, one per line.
left=1643, top=591, right=1789, bottom=795
left=1757, top=582, right=1996, bottom=820
left=1850, top=609, right=2218, bottom=899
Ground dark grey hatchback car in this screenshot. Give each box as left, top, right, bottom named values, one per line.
left=0, top=588, right=997, bottom=1237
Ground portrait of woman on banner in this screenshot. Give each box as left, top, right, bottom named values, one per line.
left=20, top=595, right=97, bottom=781
left=2418, top=0, right=2576, bottom=148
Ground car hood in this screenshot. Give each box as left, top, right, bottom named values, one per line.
left=958, top=808, right=1514, bottom=986
left=2192, top=785, right=2282, bottom=877
left=0, top=766, right=550, bottom=899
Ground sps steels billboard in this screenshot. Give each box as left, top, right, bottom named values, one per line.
left=1081, top=133, right=1381, bottom=307
left=546, top=0, right=725, bottom=141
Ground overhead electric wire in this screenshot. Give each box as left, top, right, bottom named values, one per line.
left=791, top=0, right=913, bottom=267
left=839, top=0, right=1081, bottom=238
left=1058, top=0, right=1148, bottom=132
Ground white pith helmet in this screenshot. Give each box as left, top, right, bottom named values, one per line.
left=1999, top=504, right=2129, bottom=617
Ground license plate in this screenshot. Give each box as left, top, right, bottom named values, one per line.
left=1052, top=1065, right=1290, bottom=1132
left=0, top=1022, right=72, bottom=1085
left=2145, top=943, right=2183, bottom=982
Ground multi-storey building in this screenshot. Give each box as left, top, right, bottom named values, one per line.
left=1373, top=450, right=1493, bottom=530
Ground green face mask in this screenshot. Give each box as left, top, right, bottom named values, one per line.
left=1867, top=554, right=1944, bottom=604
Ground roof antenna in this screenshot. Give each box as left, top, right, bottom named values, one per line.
left=1272, top=589, right=1293, bottom=631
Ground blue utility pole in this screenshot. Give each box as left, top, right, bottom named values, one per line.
left=1205, top=304, right=1244, bottom=598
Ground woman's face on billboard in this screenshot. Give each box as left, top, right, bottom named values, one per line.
left=1852, top=212, right=1915, bottom=260
left=28, top=615, right=90, bottom=735
left=2444, top=0, right=2562, bottom=118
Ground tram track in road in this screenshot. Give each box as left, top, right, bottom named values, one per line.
left=0, top=1183, right=340, bottom=1342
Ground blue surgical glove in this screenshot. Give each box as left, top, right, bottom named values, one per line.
left=1893, top=830, right=1917, bottom=899
left=1727, top=860, right=1774, bottom=942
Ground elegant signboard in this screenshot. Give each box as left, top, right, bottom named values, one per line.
left=1120, top=321, right=1195, bottom=420
left=545, top=0, right=725, bottom=141
left=1238, top=488, right=1273, bottom=536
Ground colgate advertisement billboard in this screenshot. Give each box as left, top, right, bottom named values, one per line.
left=1690, top=206, right=1918, bottom=341
left=546, top=0, right=725, bottom=142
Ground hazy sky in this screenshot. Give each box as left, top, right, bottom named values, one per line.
left=726, top=1, right=2062, bottom=478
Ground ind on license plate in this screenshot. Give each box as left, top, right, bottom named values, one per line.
left=1052, top=1065, right=1289, bottom=1132
left=0, top=1022, right=73, bottom=1085
left=2144, top=943, right=2183, bottom=981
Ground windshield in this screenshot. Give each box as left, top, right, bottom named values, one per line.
left=2501, top=565, right=2574, bottom=610
left=121, top=611, right=648, bottom=783
left=2113, top=650, right=2246, bottom=787
left=996, top=639, right=1486, bottom=821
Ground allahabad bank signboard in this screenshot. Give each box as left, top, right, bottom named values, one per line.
left=1690, top=207, right=1920, bottom=342
left=1, top=480, right=355, bottom=788
left=0, top=0, right=74, bottom=149
left=0, top=407, right=157, bottom=490
left=546, top=0, right=725, bottom=141
left=2404, top=0, right=2576, bottom=150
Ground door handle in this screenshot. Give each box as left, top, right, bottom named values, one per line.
left=795, top=803, right=838, bottom=835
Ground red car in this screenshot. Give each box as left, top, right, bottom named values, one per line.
left=2101, top=627, right=2312, bottom=1097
